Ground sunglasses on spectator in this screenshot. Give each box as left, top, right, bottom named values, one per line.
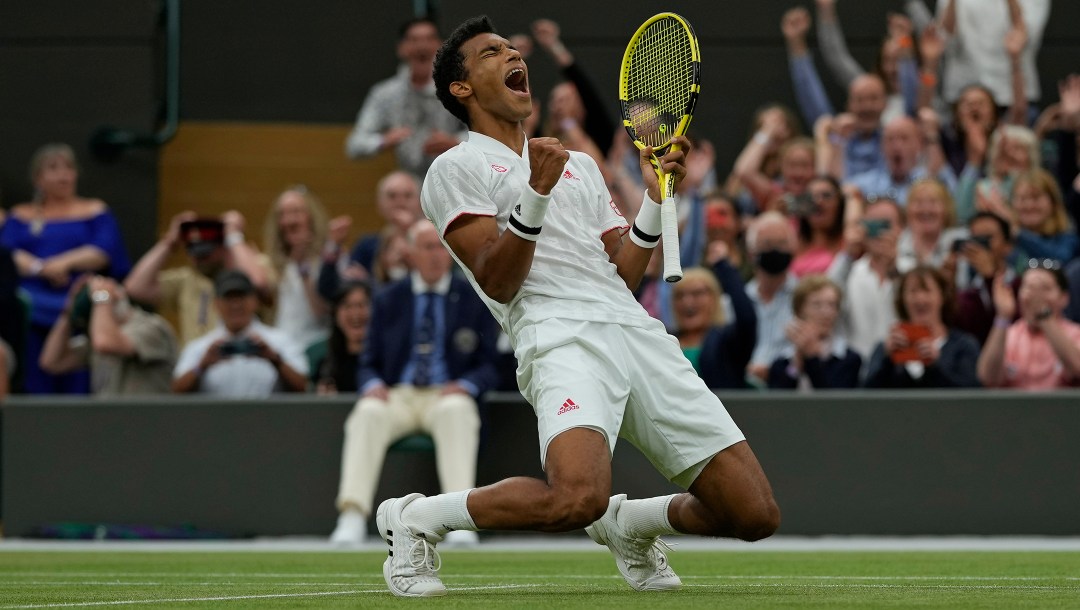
left=1027, top=258, right=1062, bottom=271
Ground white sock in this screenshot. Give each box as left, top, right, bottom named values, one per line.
left=401, top=489, right=477, bottom=538
left=617, top=494, right=679, bottom=539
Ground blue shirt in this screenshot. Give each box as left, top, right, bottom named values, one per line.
left=847, top=164, right=958, bottom=206
left=0, top=211, right=131, bottom=326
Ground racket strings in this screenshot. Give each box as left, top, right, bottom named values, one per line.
left=624, top=18, right=695, bottom=148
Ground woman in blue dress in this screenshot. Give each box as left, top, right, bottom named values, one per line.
left=0, top=144, right=131, bottom=393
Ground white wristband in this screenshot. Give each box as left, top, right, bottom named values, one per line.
left=225, top=232, right=245, bottom=248
left=507, top=188, right=552, bottom=242
left=629, top=193, right=662, bottom=249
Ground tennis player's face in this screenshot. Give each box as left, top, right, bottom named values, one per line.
left=460, top=33, right=532, bottom=122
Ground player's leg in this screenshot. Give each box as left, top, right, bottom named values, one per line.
left=670, top=441, right=780, bottom=541
left=331, top=389, right=418, bottom=544
left=377, top=426, right=612, bottom=597
left=421, top=389, right=482, bottom=545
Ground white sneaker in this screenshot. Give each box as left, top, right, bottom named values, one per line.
left=585, top=494, right=682, bottom=591
left=329, top=508, right=367, bottom=546
left=376, top=493, right=447, bottom=597
left=442, top=529, right=479, bottom=548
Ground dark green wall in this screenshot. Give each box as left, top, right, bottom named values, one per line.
left=4, top=391, right=1079, bottom=537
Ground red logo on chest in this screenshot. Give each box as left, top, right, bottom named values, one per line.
left=562, top=169, right=579, bottom=181
left=491, top=165, right=508, bottom=173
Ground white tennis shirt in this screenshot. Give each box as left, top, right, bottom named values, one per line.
left=421, top=131, right=663, bottom=343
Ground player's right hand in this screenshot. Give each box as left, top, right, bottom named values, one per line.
left=527, top=137, right=569, bottom=196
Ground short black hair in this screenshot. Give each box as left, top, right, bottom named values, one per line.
left=399, top=17, right=440, bottom=40
left=969, top=211, right=1013, bottom=242
left=433, top=15, right=497, bottom=127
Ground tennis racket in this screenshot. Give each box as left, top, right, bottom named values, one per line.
left=619, top=12, right=701, bottom=283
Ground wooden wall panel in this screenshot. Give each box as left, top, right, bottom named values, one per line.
left=158, top=121, right=398, bottom=257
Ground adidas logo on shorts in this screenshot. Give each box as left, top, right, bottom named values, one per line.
left=557, top=398, right=579, bottom=415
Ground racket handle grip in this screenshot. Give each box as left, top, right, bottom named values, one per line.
left=660, top=197, right=683, bottom=283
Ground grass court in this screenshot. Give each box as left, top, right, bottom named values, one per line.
left=2, top=545, right=1079, bottom=608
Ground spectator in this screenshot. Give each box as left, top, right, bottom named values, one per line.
left=744, top=212, right=800, bottom=386
left=791, top=175, right=847, bottom=278
left=125, top=212, right=272, bottom=346
left=39, top=276, right=178, bottom=395
left=330, top=220, right=498, bottom=546
left=977, top=261, right=1080, bottom=389
left=955, top=124, right=1040, bottom=225
left=531, top=19, right=616, bottom=167
left=370, top=227, right=412, bottom=287
left=318, top=171, right=422, bottom=300
left=670, top=243, right=757, bottom=390
left=1007, top=169, right=1079, bottom=263
left=813, top=0, right=920, bottom=123
left=897, top=178, right=967, bottom=273
left=846, top=116, right=957, bottom=204
left=782, top=7, right=888, bottom=179
left=1040, top=74, right=1080, bottom=229
left=313, top=280, right=371, bottom=395
left=0, top=247, right=25, bottom=397
left=172, top=270, right=308, bottom=397
left=263, top=186, right=332, bottom=351
left=681, top=189, right=750, bottom=277
left=345, top=18, right=464, bottom=177
left=828, top=197, right=905, bottom=361
left=864, top=266, right=981, bottom=388
left=733, top=108, right=814, bottom=212
left=939, top=85, right=1002, bottom=176
left=954, top=212, right=1022, bottom=343
left=1065, top=258, right=1080, bottom=323
left=725, top=104, right=802, bottom=212
left=937, top=0, right=1050, bottom=110
left=0, top=143, right=131, bottom=394
left=767, top=275, right=861, bottom=390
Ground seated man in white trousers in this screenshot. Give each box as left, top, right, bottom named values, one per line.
left=331, top=220, right=499, bottom=546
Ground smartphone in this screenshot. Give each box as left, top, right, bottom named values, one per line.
left=951, top=238, right=969, bottom=253
left=971, top=234, right=993, bottom=249
left=861, top=218, right=892, bottom=238
left=889, top=323, right=932, bottom=365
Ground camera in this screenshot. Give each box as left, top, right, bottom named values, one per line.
left=784, top=193, right=816, bottom=217
left=220, top=337, right=258, bottom=357
left=861, top=218, right=891, bottom=238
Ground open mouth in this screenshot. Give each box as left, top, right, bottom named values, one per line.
left=504, top=68, right=529, bottom=95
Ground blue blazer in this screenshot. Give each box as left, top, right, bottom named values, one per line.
left=358, top=276, right=499, bottom=396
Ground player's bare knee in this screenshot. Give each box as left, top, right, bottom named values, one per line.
left=732, top=500, right=781, bottom=542
left=543, top=487, right=608, bottom=531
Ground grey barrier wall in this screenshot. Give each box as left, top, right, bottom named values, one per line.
left=2, top=391, right=1079, bottom=538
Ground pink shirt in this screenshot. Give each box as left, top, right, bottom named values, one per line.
left=1001, top=318, right=1080, bottom=389
left=791, top=245, right=839, bottom=278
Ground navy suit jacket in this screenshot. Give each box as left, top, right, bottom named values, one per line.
left=358, top=275, right=499, bottom=397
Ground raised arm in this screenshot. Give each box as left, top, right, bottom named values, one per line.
left=814, top=0, right=865, bottom=88
left=1004, top=0, right=1029, bottom=126
left=783, top=7, right=836, bottom=128
left=125, top=211, right=195, bottom=305
left=604, top=139, right=690, bottom=291
left=976, top=274, right=1014, bottom=386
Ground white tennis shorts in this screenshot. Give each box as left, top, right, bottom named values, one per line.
left=514, top=318, right=746, bottom=488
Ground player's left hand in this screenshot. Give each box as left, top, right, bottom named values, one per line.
left=639, top=136, right=691, bottom=204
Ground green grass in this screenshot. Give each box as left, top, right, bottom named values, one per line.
left=2, top=549, right=1079, bottom=608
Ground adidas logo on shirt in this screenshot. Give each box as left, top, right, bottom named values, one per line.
left=557, top=398, right=579, bottom=415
